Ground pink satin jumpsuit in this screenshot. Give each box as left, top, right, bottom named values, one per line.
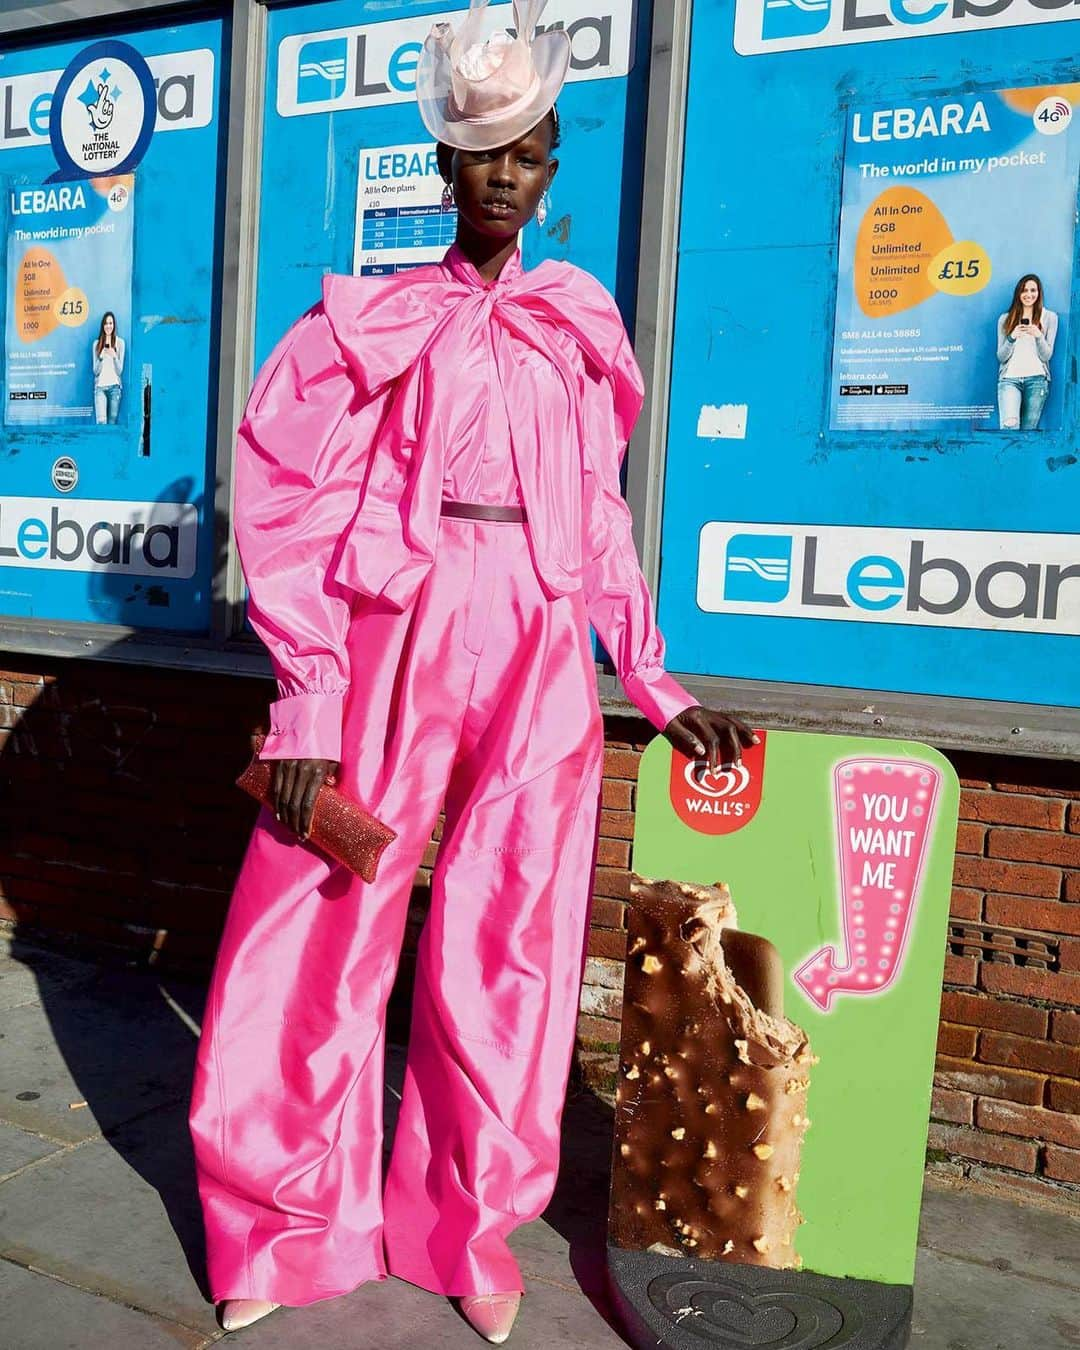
left=188, top=244, right=695, bottom=1307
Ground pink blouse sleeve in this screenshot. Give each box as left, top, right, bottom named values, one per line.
left=234, top=303, right=385, bottom=762
left=579, top=331, right=698, bottom=732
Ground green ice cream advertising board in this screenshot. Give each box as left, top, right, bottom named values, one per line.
left=607, top=730, right=960, bottom=1350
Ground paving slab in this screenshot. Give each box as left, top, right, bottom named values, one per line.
left=214, top=1268, right=629, bottom=1349
left=0, top=1258, right=208, bottom=1350
left=0, top=1100, right=218, bottom=1338
left=0, top=1120, right=62, bottom=1177
left=0, top=969, right=204, bottom=1143
left=917, top=1183, right=1080, bottom=1293
left=0, top=940, right=103, bottom=1013
left=911, top=1246, right=1080, bottom=1350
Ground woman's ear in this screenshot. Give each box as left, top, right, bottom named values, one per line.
left=546, top=157, right=559, bottom=189
left=436, top=141, right=455, bottom=185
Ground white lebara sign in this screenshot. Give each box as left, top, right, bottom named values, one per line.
left=0, top=497, right=198, bottom=578
left=697, top=522, right=1080, bottom=635
left=277, top=0, right=633, bottom=116
left=734, top=0, right=1079, bottom=56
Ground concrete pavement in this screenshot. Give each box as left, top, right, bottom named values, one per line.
left=1, top=933, right=1077, bottom=1349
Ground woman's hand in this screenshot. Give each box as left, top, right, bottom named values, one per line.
left=663, top=705, right=759, bottom=774
left=1011, top=323, right=1032, bottom=339
left=270, top=758, right=340, bottom=839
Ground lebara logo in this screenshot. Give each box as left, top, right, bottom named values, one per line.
left=761, top=0, right=831, bottom=41
left=297, top=37, right=347, bottom=104
left=724, top=534, right=793, bottom=604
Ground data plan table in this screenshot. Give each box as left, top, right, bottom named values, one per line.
left=357, top=204, right=457, bottom=275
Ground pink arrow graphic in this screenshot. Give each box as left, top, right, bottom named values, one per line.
left=794, top=757, right=942, bottom=1012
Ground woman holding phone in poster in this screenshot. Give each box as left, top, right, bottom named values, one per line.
left=91, top=311, right=124, bottom=425
left=996, top=274, right=1057, bottom=431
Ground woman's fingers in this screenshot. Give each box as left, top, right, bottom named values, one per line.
left=273, top=760, right=295, bottom=822
left=298, top=765, right=325, bottom=839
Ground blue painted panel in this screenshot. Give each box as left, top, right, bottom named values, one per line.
left=0, top=17, right=227, bottom=632
left=257, top=0, right=651, bottom=360
left=658, top=1, right=1080, bottom=708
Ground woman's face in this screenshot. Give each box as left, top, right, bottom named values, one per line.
left=103, top=315, right=115, bottom=336
left=1020, top=280, right=1039, bottom=308
left=447, top=120, right=557, bottom=241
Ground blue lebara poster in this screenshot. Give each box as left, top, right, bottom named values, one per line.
left=829, top=84, right=1079, bottom=434
left=4, top=173, right=134, bottom=428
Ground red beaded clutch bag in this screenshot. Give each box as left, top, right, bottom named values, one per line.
left=235, top=737, right=396, bottom=883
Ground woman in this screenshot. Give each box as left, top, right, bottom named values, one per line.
left=996, top=274, right=1057, bottom=430
left=91, top=311, right=124, bottom=424
left=188, top=2, right=754, bottom=1342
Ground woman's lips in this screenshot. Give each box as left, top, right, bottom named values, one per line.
left=482, top=200, right=516, bottom=218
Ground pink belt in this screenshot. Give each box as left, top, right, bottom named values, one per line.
left=441, top=500, right=526, bottom=523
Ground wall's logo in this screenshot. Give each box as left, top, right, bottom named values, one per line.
left=724, top=533, right=793, bottom=604
left=701, top=523, right=1080, bottom=635
left=296, top=37, right=348, bottom=105
left=670, top=736, right=767, bottom=836
left=761, top=0, right=831, bottom=43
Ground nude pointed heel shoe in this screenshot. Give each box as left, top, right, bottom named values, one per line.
left=458, top=1292, right=522, bottom=1344
left=216, top=1298, right=281, bottom=1332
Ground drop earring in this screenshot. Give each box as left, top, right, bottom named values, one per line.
left=536, top=190, right=548, bottom=227
left=441, top=181, right=455, bottom=211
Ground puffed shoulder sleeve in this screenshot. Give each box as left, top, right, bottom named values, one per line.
left=579, top=323, right=698, bottom=732
left=234, top=302, right=386, bottom=761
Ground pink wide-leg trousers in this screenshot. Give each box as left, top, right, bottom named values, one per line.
left=188, top=517, right=605, bottom=1305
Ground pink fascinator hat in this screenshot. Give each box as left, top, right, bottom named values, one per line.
left=416, top=0, right=571, bottom=151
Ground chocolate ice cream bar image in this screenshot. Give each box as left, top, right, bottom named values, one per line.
left=609, top=877, right=816, bottom=1269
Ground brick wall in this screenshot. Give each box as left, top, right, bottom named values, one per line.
left=1, top=658, right=1077, bottom=1197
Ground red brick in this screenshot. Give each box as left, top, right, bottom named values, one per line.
left=1048, top=1079, right=1080, bottom=1115
left=931, top=1086, right=973, bottom=1124
left=935, top=1055, right=1045, bottom=1105
left=595, top=837, right=631, bottom=869
left=1066, top=873, right=1080, bottom=902
left=927, top=1122, right=1038, bottom=1172
left=603, top=748, right=641, bottom=781
left=1044, top=1144, right=1080, bottom=1184
left=939, top=991, right=1048, bottom=1038
left=937, top=1022, right=977, bottom=1058
left=964, top=1166, right=1073, bottom=1201
left=1063, top=938, right=1080, bottom=973
left=948, top=752, right=991, bottom=789
left=955, top=822, right=986, bottom=855
left=979, top=1030, right=1080, bottom=1079
left=588, top=926, right=628, bottom=961
left=961, top=790, right=1066, bottom=831
left=601, top=778, right=633, bottom=811
left=943, top=954, right=977, bottom=987
left=0, top=669, right=43, bottom=684
left=593, top=866, right=630, bottom=900
left=575, top=1014, right=622, bottom=1049
left=987, top=828, right=1080, bottom=869
left=992, top=760, right=1080, bottom=800
left=1052, top=1010, right=1080, bottom=1045
left=952, top=855, right=1061, bottom=899
left=1069, top=802, right=1080, bottom=834
left=975, top=1099, right=1080, bottom=1149
left=983, top=895, right=1080, bottom=937
left=590, top=896, right=626, bottom=929
left=949, top=888, right=982, bottom=920
left=980, top=963, right=1080, bottom=1006
left=599, top=810, right=634, bottom=841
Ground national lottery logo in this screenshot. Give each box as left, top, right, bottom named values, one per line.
left=297, top=37, right=348, bottom=104
left=761, top=0, right=831, bottom=42
left=724, top=533, right=793, bottom=603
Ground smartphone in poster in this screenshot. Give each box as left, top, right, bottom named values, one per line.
left=829, top=84, right=1078, bottom=434
left=352, top=141, right=457, bottom=276
left=4, top=174, right=134, bottom=428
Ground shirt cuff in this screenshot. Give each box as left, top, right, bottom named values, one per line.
left=259, top=691, right=345, bottom=761
left=622, top=668, right=699, bottom=732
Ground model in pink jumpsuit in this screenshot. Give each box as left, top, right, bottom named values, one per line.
left=187, top=244, right=697, bottom=1307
